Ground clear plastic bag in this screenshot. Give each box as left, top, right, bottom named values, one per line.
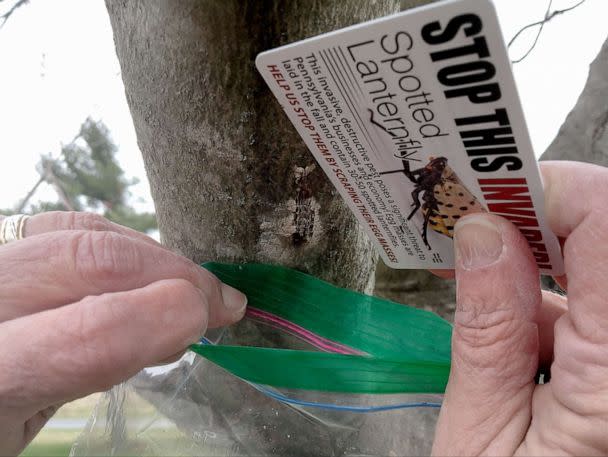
left=70, top=264, right=449, bottom=456
left=71, top=326, right=441, bottom=456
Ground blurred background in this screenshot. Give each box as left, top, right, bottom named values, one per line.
left=0, top=0, right=605, bottom=455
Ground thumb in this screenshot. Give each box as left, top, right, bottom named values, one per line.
left=432, top=214, right=541, bottom=456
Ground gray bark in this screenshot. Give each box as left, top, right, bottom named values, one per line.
left=375, top=263, right=455, bottom=320
left=104, top=1, right=440, bottom=456
left=541, top=36, right=608, bottom=164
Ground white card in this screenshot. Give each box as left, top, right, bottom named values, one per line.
left=256, top=0, right=564, bottom=275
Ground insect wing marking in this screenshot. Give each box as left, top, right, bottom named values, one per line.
left=427, top=164, right=486, bottom=239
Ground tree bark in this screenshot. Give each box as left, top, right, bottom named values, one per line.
left=104, top=1, right=440, bottom=456
left=541, top=37, right=608, bottom=164
left=375, top=262, right=456, bottom=320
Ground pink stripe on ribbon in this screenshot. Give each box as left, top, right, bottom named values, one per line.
left=246, top=307, right=363, bottom=356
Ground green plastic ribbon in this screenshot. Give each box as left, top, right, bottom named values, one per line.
left=190, top=263, right=452, bottom=394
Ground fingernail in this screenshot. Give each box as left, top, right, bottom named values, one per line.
left=220, top=283, right=248, bottom=311
left=454, top=215, right=503, bottom=270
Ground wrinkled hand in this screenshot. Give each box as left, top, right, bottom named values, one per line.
left=0, top=212, right=247, bottom=456
left=432, top=161, right=608, bottom=456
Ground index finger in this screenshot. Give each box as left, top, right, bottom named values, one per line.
left=22, top=211, right=162, bottom=248
left=0, top=230, right=246, bottom=328
left=541, top=160, right=608, bottom=341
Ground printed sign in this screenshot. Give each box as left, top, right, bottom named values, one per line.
left=256, top=0, right=564, bottom=274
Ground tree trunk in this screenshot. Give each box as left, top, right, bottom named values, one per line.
left=104, top=0, right=408, bottom=292
left=541, top=37, right=608, bottom=164
left=103, top=1, right=440, bottom=456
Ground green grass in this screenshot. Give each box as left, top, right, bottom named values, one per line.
left=18, top=395, right=99, bottom=457
left=19, top=393, right=191, bottom=456
left=20, top=442, right=73, bottom=457
left=21, top=432, right=194, bottom=457
left=20, top=429, right=80, bottom=457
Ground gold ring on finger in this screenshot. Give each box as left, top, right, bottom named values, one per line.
left=0, top=214, right=29, bottom=245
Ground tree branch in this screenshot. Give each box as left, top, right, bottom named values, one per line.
left=508, top=0, right=587, bottom=64
left=43, top=160, right=76, bottom=211
left=0, top=0, right=29, bottom=29
left=15, top=174, right=44, bottom=213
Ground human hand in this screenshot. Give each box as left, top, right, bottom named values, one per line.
left=432, top=161, right=608, bottom=456
left=0, top=212, right=247, bottom=456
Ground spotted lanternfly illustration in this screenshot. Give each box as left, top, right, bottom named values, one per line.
left=383, top=157, right=486, bottom=250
